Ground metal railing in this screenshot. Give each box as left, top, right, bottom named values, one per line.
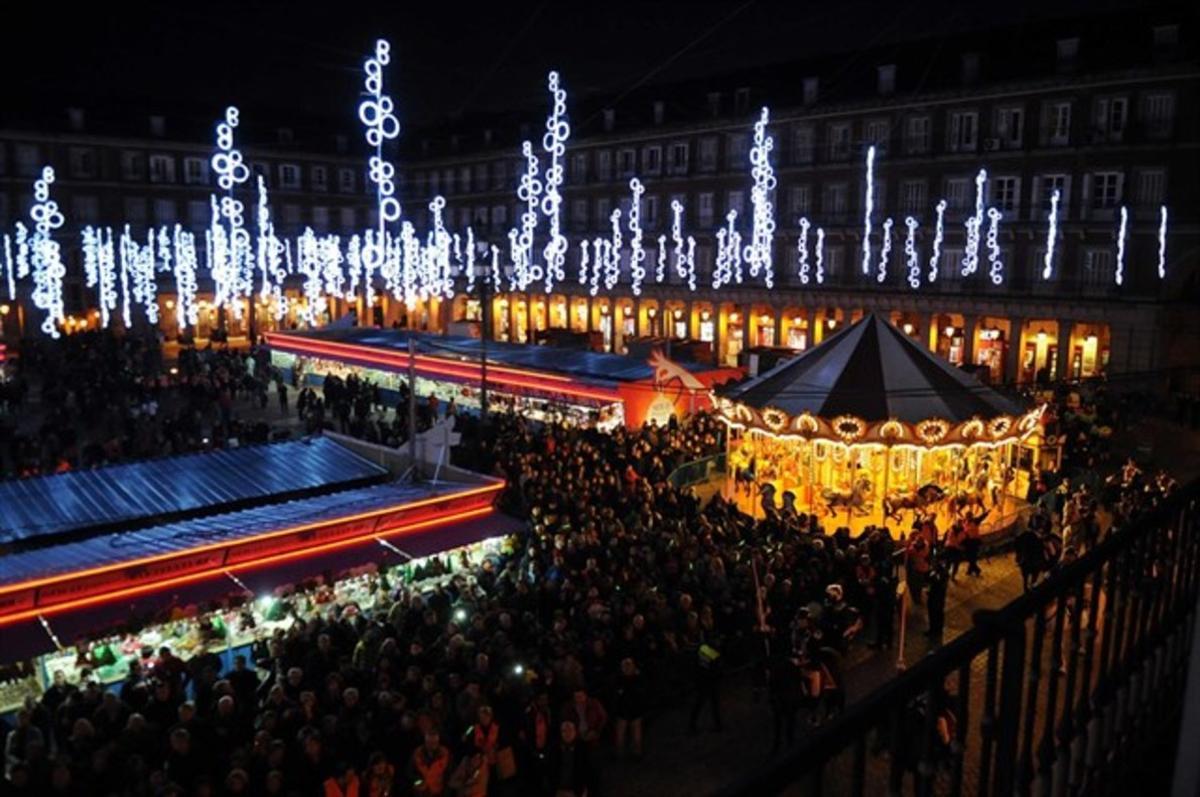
left=718, top=480, right=1200, bottom=796
left=667, top=452, right=727, bottom=490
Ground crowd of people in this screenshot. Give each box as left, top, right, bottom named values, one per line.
left=0, top=330, right=1191, bottom=797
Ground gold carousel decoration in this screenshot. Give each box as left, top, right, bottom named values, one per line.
left=716, top=314, right=1045, bottom=532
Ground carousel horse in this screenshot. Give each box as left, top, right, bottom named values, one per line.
left=882, top=483, right=947, bottom=522
left=1014, top=529, right=1063, bottom=591
left=950, top=490, right=988, bottom=518
left=821, top=477, right=874, bottom=517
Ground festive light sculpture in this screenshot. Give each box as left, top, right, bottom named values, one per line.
left=1158, top=205, right=1168, bottom=279
left=986, top=207, right=1004, bottom=285
left=928, top=200, right=946, bottom=284
left=1042, top=188, right=1060, bottom=280
left=628, top=178, right=646, bottom=296
left=861, top=145, right=875, bottom=275
left=670, top=199, right=696, bottom=291
left=1115, top=205, right=1127, bottom=286
left=814, top=227, right=825, bottom=284
left=876, top=217, right=893, bottom=283
left=29, top=166, right=66, bottom=337
left=512, top=140, right=543, bottom=291
left=961, top=168, right=986, bottom=276
left=745, top=107, right=776, bottom=288
left=904, top=216, right=920, bottom=290
left=359, top=39, right=402, bottom=292
left=797, top=217, right=811, bottom=285
left=541, top=71, right=569, bottom=293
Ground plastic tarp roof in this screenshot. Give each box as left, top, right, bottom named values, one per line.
left=0, top=437, right=388, bottom=546
left=275, top=327, right=715, bottom=385
left=0, top=480, right=459, bottom=587
left=723, top=313, right=1025, bottom=424
left=0, top=510, right=526, bottom=662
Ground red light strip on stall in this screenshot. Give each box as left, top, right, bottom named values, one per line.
left=0, top=505, right=497, bottom=627
left=0, top=481, right=504, bottom=596
left=265, top=333, right=621, bottom=404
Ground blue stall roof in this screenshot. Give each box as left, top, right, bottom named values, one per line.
left=274, top=327, right=716, bottom=386
left=0, top=479, right=466, bottom=587
left=0, top=437, right=388, bottom=546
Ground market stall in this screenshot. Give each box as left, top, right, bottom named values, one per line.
left=715, top=314, right=1046, bottom=535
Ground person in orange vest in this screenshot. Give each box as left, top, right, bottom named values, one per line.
left=410, top=731, right=450, bottom=797
left=962, top=509, right=985, bottom=577
left=465, top=705, right=500, bottom=769
left=362, top=751, right=395, bottom=797
left=904, top=533, right=932, bottom=606
left=944, top=522, right=967, bottom=580
left=323, top=762, right=360, bottom=797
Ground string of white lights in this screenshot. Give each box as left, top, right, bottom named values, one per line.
left=1158, top=205, right=1168, bottom=279
left=814, top=227, right=825, bottom=285
left=29, top=166, right=66, bottom=337
left=797, top=217, right=811, bottom=285
left=1114, top=205, right=1127, bottom=287
left=541, top=71, right=569, bottom=293
left=1042, top=188, right=1060, bottom=280
left=986, top=207, right=1004, bottom=285
left=904, top=216, right=920, bottom=290
left=928, top=199, right=947, bottom=284
left=628, top=178, right=646, bottom=296
left=358, top=39, right=402, bottom=295
left=745, top=107, right=776, bottom=288
left=960, top=168, right=986, bottom=276
left=876, top=217, right=893, bottom=283
left=861, top=145, right=875, bottom=276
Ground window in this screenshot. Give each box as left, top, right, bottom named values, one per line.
left=823, top=183, right=848, bottom=217
left=473, top=163, right=488, bottom=189
left=864, top=119, right=890, bottom=148
left=1136, top=170, right=1165, bottom=206
left=442, top=169, right=455, bottom=194
left=1036, top=174, right=1070, bottom=217
left=1093, top=97, right=1128, bottom=142
left=726, top=133, right=748, bottom=168
left=618, top=148, right=636, bottom=176
left=490, top=205, right=507, bottom=228
left=279, top=164, right=301, bottom=189
left=188, top=200, right=208, bottom=227
left=698, top=192, right=714, bottom=227
left=877, top=64, right=896, bottom=95
left=901, top=180, right=927, bottom=215
left=121, top=151, right=145, bottom=180
left=571, top=152, right=589, bottom=181
left=948, top=111, right=978, bottom=152
left=945, top=178, right=969, bottom=211
left=491, top=161, right=507, bottom=190
left=1090, top=172, right=1123, bottom=209
left=123, top=196, right=148, bottom=223
left=995, top=106, right=1023, bottom=148
left=734, top=88, right=750, bottom=114
left=15, top=144, right=40, bottom=176
left=1045, top=101, right=1071, bottom=146
left=312, top=206, right=330, bottom=230
left=596, top=150, right=613, bottom=181
left=788, top=184, right=811, bottom=215
left=726, top=190, right=744, bottom=217
left=645, top=194, right=659, bottom=228
left=904, top=116, right=931, bottom=154
left=427, top=171, right=440, bottom=195
left=825, top=246, right=845, bottom=280
left=828, top=123, right=851, bottom=160
left=939, top=247, right=964, bottom=282
left=1081, top=249, right=1114, bottom=289
left=339, top=207, right=356, bottom=230
left=1142, top=93, right=1175, bottom=139
left=309, top=164, right=328, bottom=190
left=698, top=137, right=718, bottom=171
left=148, top=155, right=175, bottom=183
left=991, top=176, right=1020, bottom=214
left=571, top=198, right=588, bottom=228
left=791, top=126, right=814, bottom=164
left=669, top=142, right=689, bottom=174
left=71, top=195, right=99, bottom=223
left=282, top=204, right=301, bottom=227
left=459, top=166, right=472, bottom=193
left=595, top=197, right=612, bottom=225
left=338, top=168, right=356, bottom=193
left=153, top=199, right=176, bottom=224
left=185, top=157, right=208, bottom=185
left=643, top=145, right=662, bottom=175
left=69, top=147, right=96, bottom=178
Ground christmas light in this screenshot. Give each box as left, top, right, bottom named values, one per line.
left=986, top=207, right=1003, bottom=285
left=29, top=166, right=66, bottom=337
left=579, top=239, right=591, bottom=286
left=745, top=107, right=776, bottom=288
left=815, top=227, right=825, bottom=285
left=1157, top=205, right=1168, bottom=279
left=670, top=199, right=695, bottom=291
left=605, top=210, right=622, bottom=292
left=541, top=71, right=569, bottom=293
left=1115, top=205, right=1127, bottom=287
left=961, top=169, right=986, bottom=277
left=796, top=217, right=811, bottom=285
left=210, top=107, right=250, bottom=317
left=1042, top=188, right=1060, bottom=281
left=359, top=39, right=402, bottom=282
left=876, top=217, right=893, bottom=283
left=3, top=235, right=13, bottom=300
left=713, top=210, right=742, bottom=289
left=628, top=178, right=646, bottom=296
left=512, top=140, right=543, bottom=291
left=655, top=235, right=667, bottom=283
left=861, top=144, right=874, bottom=276
left=928, top=200, right=946, bottom=284
left=172, top=225, right=199, bottom=328
left=904, top=216, right=920, bottom=290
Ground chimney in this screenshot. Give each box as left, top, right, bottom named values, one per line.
left=148, top=115, right=166, bottom=137
left=877, top=64, right=896, bottom=96
left=67, top=107, right=85, bottom=132
left=653, top=100, right=665, bottom=125
left=960, top=52, right=980, bottom=85
left=802, top=77, right=819, bottom=106
left=1056, top=37, right=1079, bottom=73
left=603, top=108, right=615, bottom=132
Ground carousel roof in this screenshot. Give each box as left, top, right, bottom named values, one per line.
left=723, top=313, right=1025, bottom=425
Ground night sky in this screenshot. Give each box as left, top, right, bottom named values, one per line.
left=0, top=0, right=1165, bottom=128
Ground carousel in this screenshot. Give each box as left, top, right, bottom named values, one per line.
left=715, top=314, right=1045, bottom=535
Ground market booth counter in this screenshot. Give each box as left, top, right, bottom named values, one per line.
left=265, top=328, right=741, bottom=430
left=0, top=436, right=521, bottom=711
left=716, top=313, right=1048, bottom=536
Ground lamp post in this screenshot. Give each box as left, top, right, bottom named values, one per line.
left=473, top=240, right=491, bottom=427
